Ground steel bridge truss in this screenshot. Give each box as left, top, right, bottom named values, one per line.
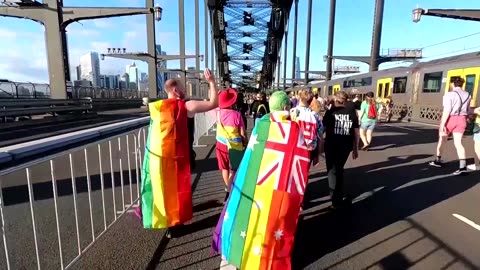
left=208, top=0, right=293, bottom=90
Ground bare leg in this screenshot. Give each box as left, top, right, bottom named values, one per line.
left=366, top=129, right=373, bottom=146
left=435, top=135, right=448, bottom=158
left=360, top=128, right=368, bottom=147
left=452, top=132, right=466, bottom=160
left=221, top=169, right=230, bottom=186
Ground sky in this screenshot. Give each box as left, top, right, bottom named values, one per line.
left=1, top=0, right=480, bottom=84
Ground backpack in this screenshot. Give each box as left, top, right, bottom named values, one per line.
left=367, top=103, right=377, bottom=119
left=257, top=104, right=267, bottom=116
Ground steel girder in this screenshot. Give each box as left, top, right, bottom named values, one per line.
left=208, top=0, right=293, bottom=89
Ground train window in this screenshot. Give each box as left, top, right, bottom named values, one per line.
left=422, top=72, right=443, bottom=93
left=393, top=77, right=407, bottom=94
left=328, top=86, right=333, bottom=96
left=465, top=75, right=475, bottom=96
left=343, top=81, right=349, bottom=88
left=361, top=77, right=372, bottom=86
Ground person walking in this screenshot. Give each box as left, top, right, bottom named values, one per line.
left=358, top=91, right=380, bottom=151
left=140, top=69, right=218, bottom=239
left=323, top=91, right=359, bottom=209
left=250, top=92, right=269, bottom=126
left=429, top=77, right=471, bottom=175
left=216, top=88, right=247, bottom=202
left=290, top=89, right=323, bottom=168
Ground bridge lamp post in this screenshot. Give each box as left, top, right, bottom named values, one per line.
left=412, top=7, right=424, bottom=23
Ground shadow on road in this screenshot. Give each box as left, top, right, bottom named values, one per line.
left=292, top=154, right=480, bottom=269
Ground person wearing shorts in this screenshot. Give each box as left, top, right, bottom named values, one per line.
left=429, top=77, right=471, bottom=175
left=216, top=88, right=246, bottom=201
left=358, top=91, right=380, bottom=151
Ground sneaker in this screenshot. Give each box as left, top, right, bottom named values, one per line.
left=331, top=196, right=352, bottom=210
left=429, top=160, right=443, bottom=167
left=452, top=168, right=467, bottom=176
left=466, top=164, right=478, bottom=171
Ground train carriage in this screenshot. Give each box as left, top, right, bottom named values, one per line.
left=309, top=51, right=480, bottom=124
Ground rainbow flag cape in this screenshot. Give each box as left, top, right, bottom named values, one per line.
left=213, top=111, right=310, bottom=270
left=141, top=98, right=193, bottom=229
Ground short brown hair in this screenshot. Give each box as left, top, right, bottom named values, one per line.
left=451, top=77, right=465, bottom=87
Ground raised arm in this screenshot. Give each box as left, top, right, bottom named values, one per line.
left=185, top=68, right=219, bottom=114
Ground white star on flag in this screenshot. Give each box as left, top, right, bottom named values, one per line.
left=240, top=231, right=246, bottom=238
left=224, top=212, right=229, bottom=221
left=248, top=134, right=259, bottom=151
left=274, top=229, right=283, bottom=240
left=253, top=247, right=261, bottom=256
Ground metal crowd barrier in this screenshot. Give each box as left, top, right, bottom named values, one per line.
left=0, top=81, right=149, bottom=99
left=0, top=110, right=216, bottom=269
left=0, top=98, right=92, bottom=119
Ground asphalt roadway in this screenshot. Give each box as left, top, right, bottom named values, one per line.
left=1, top=119, right=480, bottom=270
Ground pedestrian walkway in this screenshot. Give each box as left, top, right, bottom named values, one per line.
left=70, top=121, right=480, bottom=270
left=2, top=120, right=480, bottom=270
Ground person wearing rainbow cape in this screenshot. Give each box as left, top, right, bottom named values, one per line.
left=140, top=68, right=218, bottom=238
left=213, top=91, right=310, bottom=270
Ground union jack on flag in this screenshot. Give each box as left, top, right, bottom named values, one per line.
left=256, top=113, right=310, bottom=195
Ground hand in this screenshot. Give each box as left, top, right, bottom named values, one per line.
left=439, top=124, right=447, bottom=135
left=204, top=68, right=215, bottom=83
left=352, top=149, right=358, bottom=160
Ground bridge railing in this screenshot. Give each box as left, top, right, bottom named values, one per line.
left=0, top=111, right=216, bottom=270
left=0, top=81, right=149, bottom=99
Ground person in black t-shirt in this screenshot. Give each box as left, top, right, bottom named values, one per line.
left=250, top=92, right=270, bottom=126
left=323, top=90, right=359, bottom=209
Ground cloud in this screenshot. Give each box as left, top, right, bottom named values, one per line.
left=67, top=28, right=101, bottom=37
left=0, top=11, right=193, bottom=84
left=92, top=19, right=113, bottom=29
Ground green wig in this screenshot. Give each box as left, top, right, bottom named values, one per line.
left=269, top=91, right=290, bottom=112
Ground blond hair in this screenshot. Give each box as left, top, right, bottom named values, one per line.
left=298, top=89, right=313, bottom=104
left=310, top=98, right=322, bottom=114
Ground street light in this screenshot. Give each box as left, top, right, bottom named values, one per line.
left=412, top=7, right=424, bottom=23
left=154, top=4, right=163, bottom=22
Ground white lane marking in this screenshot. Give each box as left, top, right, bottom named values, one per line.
left=393, top=173, right=453, bottom=191
left=352, top=186, right=385, bottom=203
left=310, top=175, right=328, bottom=182
left=452, top=213, right=480, bottom=231
left=381, top=124, right=421, bottom=132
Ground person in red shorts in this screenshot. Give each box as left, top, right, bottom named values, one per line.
left=429, top=77, right=471, bottom=175
left=215, top=88, right=247, bottom=202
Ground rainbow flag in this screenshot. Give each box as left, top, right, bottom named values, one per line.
left=213, top=111, right=310, bottom=270
left=141, top=99, right=193, bottom=229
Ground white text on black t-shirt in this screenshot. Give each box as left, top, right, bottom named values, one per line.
left=334, top=114, right=353, bottom=135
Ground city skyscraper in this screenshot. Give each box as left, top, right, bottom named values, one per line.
left=120, top=73, right=129, bottom=89
left=79, top=52, right=101, bottom=87
left=295, top=57, right=301, bottom=80
left=156, top=44, right=168, bottom=93
left=75, top=65, right=81, bottom=81
left=126, top=62, right=139, bottom=91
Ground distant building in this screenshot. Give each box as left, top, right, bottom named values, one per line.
left=156, top=44, right=167, bottom=93
left=126, top=62, right=140, bottom=91
left=295, top=57, right=301, bottom=80
left=75, top=65, right=82, bottom=81
left=79, top=52, right=101, bottom=87
left=73, top=80, right=93, bottom=87
left=120, top=73, right=129, bottom=89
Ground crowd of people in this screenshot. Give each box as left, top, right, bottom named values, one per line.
left=136, top=69, right=478, bottom=270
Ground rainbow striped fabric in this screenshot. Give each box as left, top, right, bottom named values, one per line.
left=213, top=111, right=310, bottom=270
left=141, top=99, right=193, bottom=229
